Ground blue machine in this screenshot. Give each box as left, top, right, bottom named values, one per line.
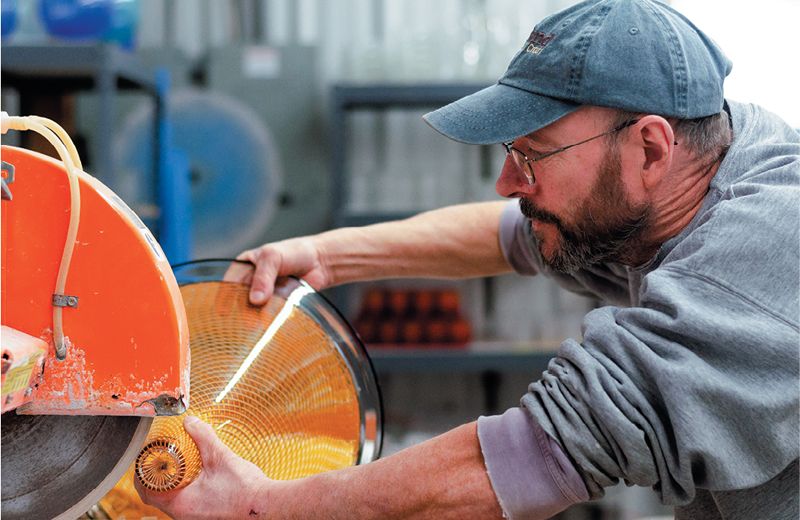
left=39, top=0, right=138, bottom=49
left=114, top=89, right=282, bottom=259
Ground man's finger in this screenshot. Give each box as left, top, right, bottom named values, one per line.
left=249, top=250, right=280, bottom=305
left=183, top=415, right=229, bottom=467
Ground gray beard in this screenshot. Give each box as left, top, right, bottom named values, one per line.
left=518, top=151, right=651, bottom=273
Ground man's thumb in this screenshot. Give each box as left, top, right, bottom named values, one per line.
left=183, top=415, right=227, bottom=466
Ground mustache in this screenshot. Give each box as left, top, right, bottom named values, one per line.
left=519, top=198, right=562, bottom=226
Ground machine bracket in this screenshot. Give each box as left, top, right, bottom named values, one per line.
left=52, top=294, right=80, bottom=308
left=142, top=393, right=187, bottom=416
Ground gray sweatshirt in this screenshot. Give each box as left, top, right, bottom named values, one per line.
left=477, top=100, right=800, bottom=519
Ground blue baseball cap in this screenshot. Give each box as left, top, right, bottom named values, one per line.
left=423, top=0, right=732, bottom=145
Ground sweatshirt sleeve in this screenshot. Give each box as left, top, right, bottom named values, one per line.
left=478, top=408, right=589, bottom=519
left=499, top=199, right=540, bottom=276
left=522, top=266, right=799, bottom=505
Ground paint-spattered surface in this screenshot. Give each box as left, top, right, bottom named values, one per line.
left=1, top=146, right=189, bottom=415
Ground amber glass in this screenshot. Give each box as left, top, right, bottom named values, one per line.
left=136, top=280, right=362, bottom=492
left=98, top=271, right=380, bottom=518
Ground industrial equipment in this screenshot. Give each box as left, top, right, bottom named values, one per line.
left=1, top=115, right=381, bottom=519
left=98, top=262, right=382, bottom=519
left=114, top=90, right=282, bottom=258
left=1, top=113, right=189, bottom=519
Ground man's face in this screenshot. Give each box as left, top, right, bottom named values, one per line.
left=514, top=142, right=652, bottom=273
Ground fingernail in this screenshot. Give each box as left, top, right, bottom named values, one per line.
left=184, top=415, right=200, bottom=429
left=251, top=291, right=265, bottom=304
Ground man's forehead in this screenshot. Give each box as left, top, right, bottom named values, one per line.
left=524, top=106, right=614, bottom=144
left=523, top=129, right=558, bottom=147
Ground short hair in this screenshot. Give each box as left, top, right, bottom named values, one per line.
left=609, top=109, right=732, bottom=160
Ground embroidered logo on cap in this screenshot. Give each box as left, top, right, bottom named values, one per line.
left=524, top=30, right=555, bottom=55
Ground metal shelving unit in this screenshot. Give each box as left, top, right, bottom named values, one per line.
left=329, top=83, right=490, bottom=227
left=368, top=345, right=554, bottom=374
left=368, top=344, right=556, bottom=416
left=1, top=43, right=190, bottom=258
left=327, top=83, right=559, bottom=392
left=1, top=43, right=165, bottom=191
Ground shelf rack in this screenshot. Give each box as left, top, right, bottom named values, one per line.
left=329, top=83, right=490, bottom=227
left=368, top=344, right=555, bottom=374
left=1, top=43, right=165, bottom=191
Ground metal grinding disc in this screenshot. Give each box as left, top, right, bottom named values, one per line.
left=1, top=413, right=152, bottom=520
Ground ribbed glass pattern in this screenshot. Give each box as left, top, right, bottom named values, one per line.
left=99, top=274, right=381, bottom=520
left=136, top=281, right=361, bottom=492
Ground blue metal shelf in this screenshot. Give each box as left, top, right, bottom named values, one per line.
left=368, top=343, right=558, bottom=415
left=338, top=211, right=418, bottom=227
left=331, top=83, right=491, bottom=110
left=1, top=44, right=158, bottom=90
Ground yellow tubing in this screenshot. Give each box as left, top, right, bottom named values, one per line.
left=3, top=115, right=82, bottom=359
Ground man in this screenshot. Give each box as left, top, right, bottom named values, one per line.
left=138, top=0, right=799, bottom=518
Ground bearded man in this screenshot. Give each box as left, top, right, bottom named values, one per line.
left=139, top=1, right=799, bottom=518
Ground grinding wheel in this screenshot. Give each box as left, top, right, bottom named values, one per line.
left=1, top=413, right=152, bottom=520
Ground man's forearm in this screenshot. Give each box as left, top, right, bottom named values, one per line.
left=315, top=201, right=512, bottom=286
left=264, top=422, right=503, bottom=519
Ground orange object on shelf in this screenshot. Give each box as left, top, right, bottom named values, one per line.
left=355, top=286, right=472, bottom=348
left=362, top=288, right=386, bottom=315
left=426, top=319, right=450, bottom=344
left=378, top=319, right=402, bottom=345
left=437, top=290, right=461, bottom=317
left=354, top=318, right=378, bottom=344
left=388, top=290, right=411, bottom=317
left=451, top=317, right=473, bottom=345
left=401, top=319, right=424, bottom=344
left=414, top=290, right=435, bottom=316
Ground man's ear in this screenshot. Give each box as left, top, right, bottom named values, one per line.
left=635, top=115, right=675, bottom=188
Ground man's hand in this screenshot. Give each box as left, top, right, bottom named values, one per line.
left=231, top=237, right=331, bottom=306
left=135, top=416, right=277, bottom=519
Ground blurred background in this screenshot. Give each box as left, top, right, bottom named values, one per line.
left=2, top=1, right=797, bottom=518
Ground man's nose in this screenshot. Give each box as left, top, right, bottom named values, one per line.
left=496, top=157, right=535, bottom=198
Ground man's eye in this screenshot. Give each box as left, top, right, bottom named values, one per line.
left=527, top=148, right=548, bottom=159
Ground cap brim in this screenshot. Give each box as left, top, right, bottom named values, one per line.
left=422, top=82, right=581, bottom=145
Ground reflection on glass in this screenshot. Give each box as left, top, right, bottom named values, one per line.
left=99, top=276, right=376, bottom=517
left=136, top=281, right=361, bottom=492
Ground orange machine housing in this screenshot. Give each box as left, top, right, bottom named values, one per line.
left=1, top=145, right=189, bottom=416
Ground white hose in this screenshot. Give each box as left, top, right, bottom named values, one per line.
left=29, top=115, right=84, bottom=171
left=2, top=112, right=82, bottom=360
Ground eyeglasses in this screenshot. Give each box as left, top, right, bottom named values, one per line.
left=501, top=118, right=640, bottom=185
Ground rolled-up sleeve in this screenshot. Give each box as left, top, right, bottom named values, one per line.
left=478, top=407, right=589, bottom=519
